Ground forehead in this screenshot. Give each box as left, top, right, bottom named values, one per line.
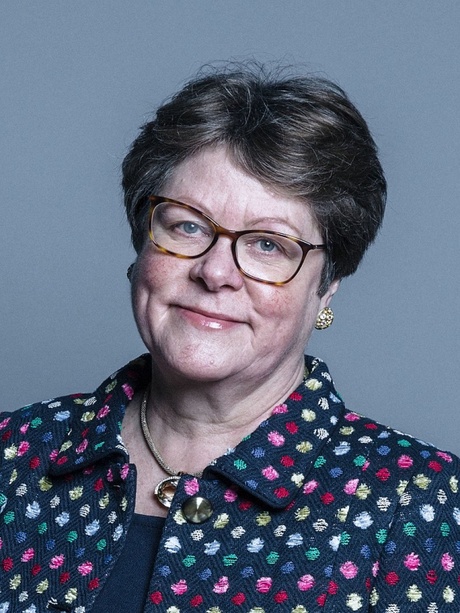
left=162, top=147, right=321, bottom=239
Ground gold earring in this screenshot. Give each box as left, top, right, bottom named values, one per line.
left=315, top=307, right=334, bottom=330
left=127, top=264, right=135, bottom=281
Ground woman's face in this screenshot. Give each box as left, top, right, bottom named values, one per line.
left=132, top=147, right=338, bottom=386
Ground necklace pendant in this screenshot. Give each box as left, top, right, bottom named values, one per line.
left=154, top=476, right=180, bottom=508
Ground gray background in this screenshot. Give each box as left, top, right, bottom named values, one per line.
left=1, top=2, right=459, bottom=453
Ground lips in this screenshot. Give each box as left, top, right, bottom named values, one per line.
left=175, top=305, right=243, bottom=330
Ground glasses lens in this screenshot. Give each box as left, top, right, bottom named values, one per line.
left=151, top=202, right=214, bottom=256
left=236, top=233, right=303, bottom=283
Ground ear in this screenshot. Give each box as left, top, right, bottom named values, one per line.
left=320, top=278, right=340, bottom=309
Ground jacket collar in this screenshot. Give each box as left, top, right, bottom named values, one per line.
left=49, top=355, right=344, bottom=509
left=48, top=356, right=150, bottom=476
left=208, top=356, right=344, bottom=508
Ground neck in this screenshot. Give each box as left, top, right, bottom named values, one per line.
left=142, top=357, right=306, bottom=475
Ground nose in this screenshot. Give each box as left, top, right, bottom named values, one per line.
left=189, top=236, right=244, bottom=291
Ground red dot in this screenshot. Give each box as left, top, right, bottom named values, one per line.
left=364, top=423, right=378, bottom=430
left=274, top=590, right=288, bottom=603
left=59, top=572, right=70, bottom=584
left=2, top=558, right=13, bottom=572
left=190, top=595, right=203, bottom=607
left=320, top=492, right=335, bottom=505
left=88, top=577, right=100, bottom=590
left=285, top=422, right=299, bottom=434
left=231, top=593, right=246, bottom=605
left=376, top=468, right=391, bottom=481
left=426, top=570, right=438, bottom=584
left=274, top=487, right=290, bottom=498
left=385, top=572, right=399, bottom=586
left=428, top=461, right=442, bottom=473
left=149, top=591, right=163, bottom=604
left=29, top=457, right=40, bottom=469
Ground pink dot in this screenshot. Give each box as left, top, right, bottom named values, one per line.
left=256, top=577, right=272, bottom=593
left=297, top=574, right=315, bottom=591
left=340, top=561, right=358, bottom=579
left=404, top=553, right=421, bottom=571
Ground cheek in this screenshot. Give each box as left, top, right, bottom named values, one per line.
left=253, top=283, right=319, bottom=332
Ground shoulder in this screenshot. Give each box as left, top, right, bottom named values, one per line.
left=333, top=407, right=460, bottom=475
left=0, top=355, right=151, bottom=471
left=328, top=408, right=460, bottom=535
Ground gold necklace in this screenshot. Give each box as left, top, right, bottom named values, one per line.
left=140, top=388, right=202, bottom=509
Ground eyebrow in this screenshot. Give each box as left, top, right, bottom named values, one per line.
left=173, top=196, right=306, bottom=236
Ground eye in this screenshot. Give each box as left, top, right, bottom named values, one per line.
left=179, top=221, right=201, bottom=235
left=169, top=219, right=211, bottom=239
left=256, top=239, right=280, bottom=253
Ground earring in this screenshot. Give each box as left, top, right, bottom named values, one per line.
left=127, top=264, right=135, bottom=281
left=315, top=307, right=334, bottom=330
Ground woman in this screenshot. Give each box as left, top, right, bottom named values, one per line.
left=1, top=65, right=459, bottom=612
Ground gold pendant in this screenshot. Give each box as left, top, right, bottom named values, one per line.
left=154, top=476, right=180, bottom=508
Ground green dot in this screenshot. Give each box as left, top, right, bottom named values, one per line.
left=305, top=547, right=320, bottom=561
left=38, top=522, right=48, bottom=534
left=441, top=522, right=450, bottom=537
left=67, top=531, right=78, bottom=542
left=223, top=554, right=238, bottom=566
left=340, top=532, right=351, bottom=545
left=182, top=555, right=196, bottom=567
left=314, top=456, right=326, bottom=468
left=353, top=455, right=366, bottom=467
left=234, top=459, right=247, bottom=470
left=397, top=439, right=411, bottom=447
left=94, top=442, right=105, bottom=450
left=403, top=522, right=416, bottom=537
left=30, top=418, right=43, bottom=428
left=266, top=551, right=279, bottom=565
left=96, top=539, right=107, bottom=551
left=376, top=529, right=387, bottom=544
left=4, top=511, right=15, bottom=524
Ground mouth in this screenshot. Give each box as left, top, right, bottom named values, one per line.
left=176, top=305, right=243, bottom=330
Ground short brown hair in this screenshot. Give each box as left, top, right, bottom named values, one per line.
left=122, top=63, right=386, bottom=294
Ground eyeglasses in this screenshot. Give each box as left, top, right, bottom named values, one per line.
left=147, top=196, right=326, bottom=286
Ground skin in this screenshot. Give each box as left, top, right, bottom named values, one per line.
left=123, top=146, right=339, bottom=516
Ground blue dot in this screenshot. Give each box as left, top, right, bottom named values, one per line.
left=96, top=424, right=107, bottom=434
left=76, top=547, right=85, bottom=558
left=385, top=541, right=397, bottom=554
left=42, top=432, right=53, bottom=443
left=324, top=565, right=333, bottom=577
left=377, top=446, right=390, bottom=456
left=15, top=532, right=27, bottom=543
left=251, top=447, right=265, bottom=458
left=360, top=545, right=371, bottom=559
left=329, top=467, right=343, bottom=478
left=245, top=480, right=258, bottom=490
left=158, top=565, right=171, bottom=577
left=46, top=540, right=56, bottom=551
left=420, top=450, right=431, bottom=459
left=281, top=561, right=295, bottom=574
left=199, top=568, right=212, bottom=580
left=377, top=431, right=390, bottom=439
left=241, top=566, right=254, bottom=578
left=424, top=538, right=435, bottom=553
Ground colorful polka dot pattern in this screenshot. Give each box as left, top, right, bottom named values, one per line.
left=1, top=355, right=459, bottom=612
